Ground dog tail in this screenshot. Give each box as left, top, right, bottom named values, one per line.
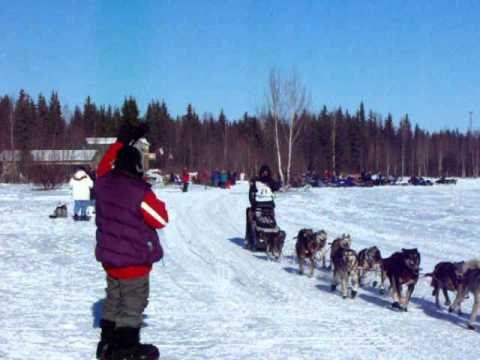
left=422, top=272, right=434, bottom=278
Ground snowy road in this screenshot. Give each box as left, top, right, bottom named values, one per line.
left=1, top=181, right=480, bottom=359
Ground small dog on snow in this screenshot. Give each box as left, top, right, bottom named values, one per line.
left=49, top=204, right=68, bottom=219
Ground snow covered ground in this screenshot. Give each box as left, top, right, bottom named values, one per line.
left=1, top=180, right=480, bottom=360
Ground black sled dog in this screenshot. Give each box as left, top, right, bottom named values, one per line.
left=425, top=261, right=462, bottom=309
left=381, top=248, right=421, bottom=311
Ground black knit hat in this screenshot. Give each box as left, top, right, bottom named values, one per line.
left=114, top=145, right=143, bottom=177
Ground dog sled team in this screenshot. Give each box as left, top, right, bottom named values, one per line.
left=290, top=230, right=421, bottom=309
left=244, top=164, right=480, bottom=331
left=254, top=224, right=480, bottom=330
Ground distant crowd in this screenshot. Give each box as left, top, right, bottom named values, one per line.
left=160, top=169, right=240, bottom=189
left=290, top=169, right=457, bottom=188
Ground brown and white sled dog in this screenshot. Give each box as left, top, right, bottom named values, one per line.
left=448, top=269, right=480, bottom=330
left=358, top=246, right=382, bottom=288
left=295, top=229, right=320, bottom=276
left=436, top=259, right=480, bottom=312
left=295, top=229, right=326, bottom=277
left=425, top=261, right=462, bottom=308
left=329, top=234, right=352, bottom=271
left=381, top=248, right=421, bottom=311
left=331, top=247, right=359, bottom=299
left=453, top=259, right=480, bottom=277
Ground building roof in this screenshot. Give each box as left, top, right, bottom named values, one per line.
left=86, top=137, right=150, bottom=146
left=0, top=150, right=97, bottom=163
left=86, top=137, right=117, bottom=145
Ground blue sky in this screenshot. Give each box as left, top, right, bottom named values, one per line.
left=1, top=0, right=479, bottom=130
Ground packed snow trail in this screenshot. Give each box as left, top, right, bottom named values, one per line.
left=1, top=181, right=480, bottom=359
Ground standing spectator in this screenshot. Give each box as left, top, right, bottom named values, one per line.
left=220, top=170, right=228, bottom=188
left=182, top=168, right=190, bottom=192
left=323, top=169, right=332, bottom=184
left=95, top=123, right=169, bottom=360
left=69, top=167, right=93, bottom=221
left=212, top=169, right=220, bottom=187
left=200, top=168, right=209, bottom=188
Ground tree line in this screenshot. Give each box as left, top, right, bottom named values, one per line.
left=0, top=89, right=478, bottom=183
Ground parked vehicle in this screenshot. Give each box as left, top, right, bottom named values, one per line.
left=436, top=176, right=457, bottom=185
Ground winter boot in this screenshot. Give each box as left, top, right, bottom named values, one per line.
left=391, top=301, right=402, bottom=311
left=112, top=327, right=159, bottom=360
left=96, top=319, right=116, bottom=360
left=80, top=214, right=91, bottom=221
left=73, top=214, right=81, bottom=221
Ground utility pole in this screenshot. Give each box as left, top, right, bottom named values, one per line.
left=469, top=111, right=474, bottom=133
left=468, top=111, right=478, bottom=177
left=331, top=116, right=336, bottom=175
left=224, top=119, right=227, bottom=168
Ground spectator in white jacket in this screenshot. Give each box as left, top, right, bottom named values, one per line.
left=69, top=167, right=94, bottom=221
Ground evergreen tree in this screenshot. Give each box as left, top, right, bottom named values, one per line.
left=48, top=92, right=65, bottom=148
left=315, top=105, right=332, bottom=172
left=356, top=102, right=367, bottom=169
left=0, top=96, right=14, bottom=151
left=69, top=106, right=84, bottom=146
left=121, top=97, right=140, bottom=127
left=218, top=109, right=228, bottom=167
left=14, top=90, right=35, bottom=175
left=36, top=94, right=49, bottom=148
left=399, top=114, right=412, bottom=177
left=83, top=96, right=97, bottom=137
left=383, top=114, right=396, bottom=175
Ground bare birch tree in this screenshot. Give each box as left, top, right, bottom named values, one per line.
left=265, top=69, right=308, bottom=186
left=266, top=69, right=285, bottom=185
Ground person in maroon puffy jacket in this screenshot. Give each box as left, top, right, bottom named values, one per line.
left=95, top=123, right=168, bottom=360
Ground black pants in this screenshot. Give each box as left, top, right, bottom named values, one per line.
left=182, top=182, right=189, bottom=192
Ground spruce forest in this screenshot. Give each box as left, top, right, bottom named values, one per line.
left=0, top=89, right=478, bottom=182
